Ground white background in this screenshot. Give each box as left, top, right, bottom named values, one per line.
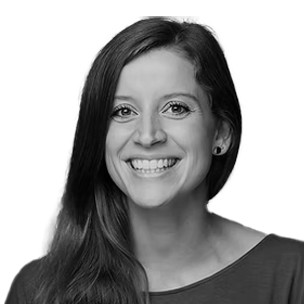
left=1, top=1, right=303, bottom=302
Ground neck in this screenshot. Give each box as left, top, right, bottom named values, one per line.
left=128, top=190, right=217, bottom=273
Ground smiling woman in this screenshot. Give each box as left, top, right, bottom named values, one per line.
left=106, top=49, right=226, bottom=209
left=5, top=16, right=304, bottom=304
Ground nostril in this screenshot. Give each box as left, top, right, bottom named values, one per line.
left=133, top=130, right=167, bottom=147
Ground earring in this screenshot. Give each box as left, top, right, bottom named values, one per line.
left=213, top=146, right=222, bottom=155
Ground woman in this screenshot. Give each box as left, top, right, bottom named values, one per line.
left=6, top=17, right=304, bottom=304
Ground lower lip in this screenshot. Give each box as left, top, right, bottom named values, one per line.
left=126, top=160, right=181, bottom=178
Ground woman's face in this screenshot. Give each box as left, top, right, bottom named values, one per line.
left=106, top=49, right=218, bottom=209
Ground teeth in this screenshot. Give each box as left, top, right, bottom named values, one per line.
left=150, top=160, right=157, bottom=169
left=129, top=158, right=178, bottom=170
left=143, top=160, right=149, bottom=169
left=157, top=159, right=163, bottom=168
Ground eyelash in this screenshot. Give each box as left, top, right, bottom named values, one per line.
left=165, top=101, right=192, bottom=116
left=111, top=104, right=134, bottom=118
left=111, top=101, right=192, bottom=119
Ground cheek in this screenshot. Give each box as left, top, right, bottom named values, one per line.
left=105, top=124, right=131, bottom=180
left=188, top=130, right=213, bottom=173
left=105, top=124, right=126, bottom=157
left=172, top=117, right=215, bottom=153
left=172, top=119, right=215, bottom=186
left=105, top=126, right=119, bottom=172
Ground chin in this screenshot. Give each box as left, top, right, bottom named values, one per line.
left=127, top=190, right=176, bottom=210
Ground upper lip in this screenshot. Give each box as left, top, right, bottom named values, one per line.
left=125, top=155, right=181, bottom=161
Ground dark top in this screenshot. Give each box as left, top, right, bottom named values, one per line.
left=5, top=234, right=304, bottom=304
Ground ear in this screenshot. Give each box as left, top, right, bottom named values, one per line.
left=212, top=121, right=232, bottom=156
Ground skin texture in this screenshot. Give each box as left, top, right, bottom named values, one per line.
left=105, top=49, right=266, bottom=291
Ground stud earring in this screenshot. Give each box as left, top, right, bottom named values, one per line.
left=213, top=146, right=222, bottom=155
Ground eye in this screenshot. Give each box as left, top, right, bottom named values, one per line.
left=111, top=104, right=137, bottom=120
left=163, top=101, right=192, bottom=116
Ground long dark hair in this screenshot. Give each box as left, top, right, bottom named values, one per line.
left=35, top=17, right=241, bottom=304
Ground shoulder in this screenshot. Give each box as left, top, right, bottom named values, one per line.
left=5, top=258, right=44, bottom=304
left=214, top=214, right=304, bottom=264
left=262, top=234, right=304, bottom=255
left=240, top=233, right=304, bottom=289
left=257, top=235, right=304, bottom=301
left=262, top=234, right=304, bottom=265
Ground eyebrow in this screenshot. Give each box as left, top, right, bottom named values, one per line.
left=114, top=92, right=199, bottom=104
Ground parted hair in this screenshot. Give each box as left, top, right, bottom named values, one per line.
left=35, top=17, right=241, bottom=304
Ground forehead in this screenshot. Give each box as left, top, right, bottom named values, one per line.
left=115, top=49, right=201, bottom=99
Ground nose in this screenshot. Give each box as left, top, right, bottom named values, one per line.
left=133, top=114, right=167, bottom=147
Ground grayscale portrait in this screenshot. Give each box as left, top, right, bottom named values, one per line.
left=3, top=12, right=304, bottom=304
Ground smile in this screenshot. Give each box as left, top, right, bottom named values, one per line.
left=126, top=158, right=180, bottom=176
